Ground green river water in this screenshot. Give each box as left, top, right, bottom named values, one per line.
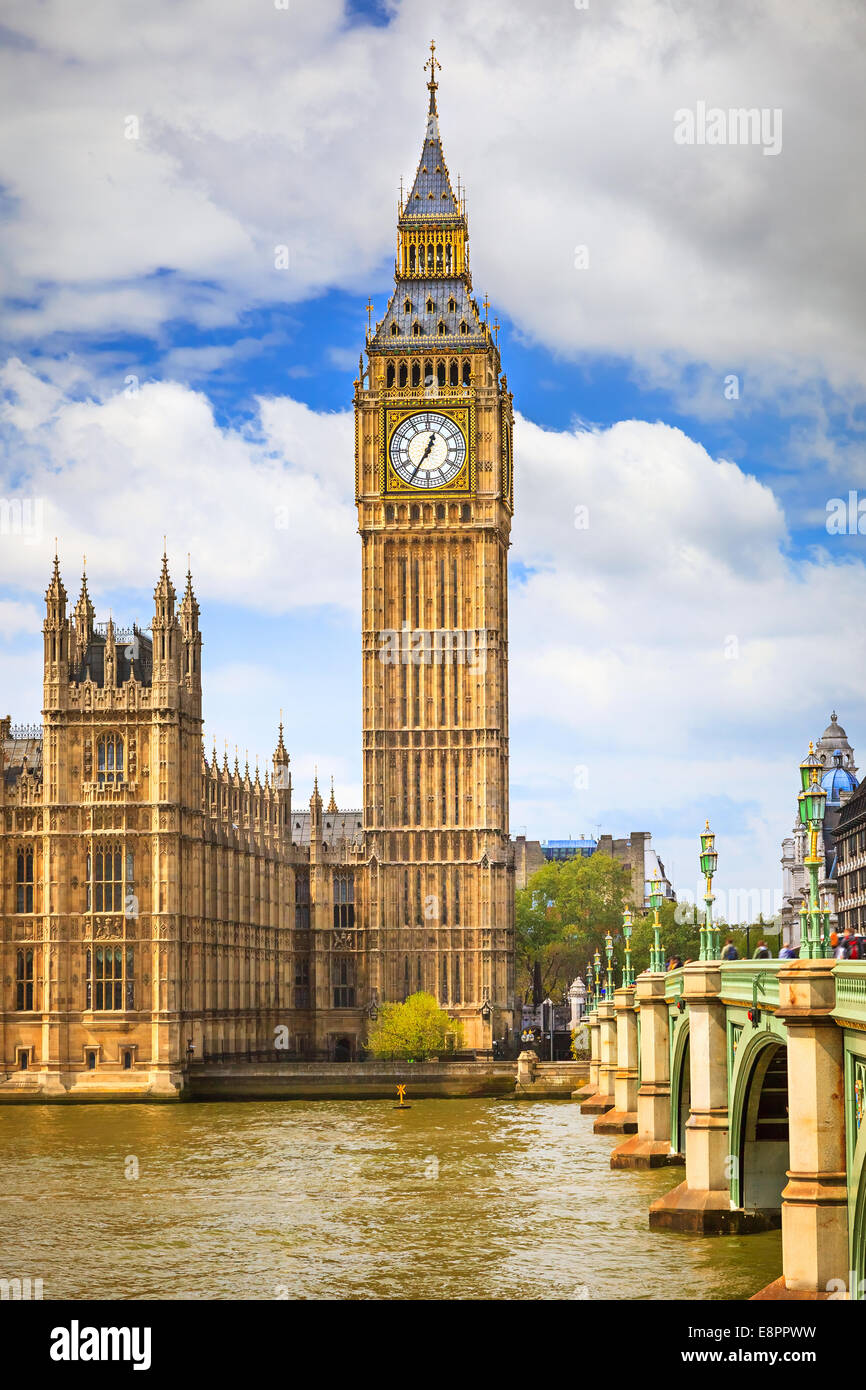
left=0, top=1098, right=781, bottom=1300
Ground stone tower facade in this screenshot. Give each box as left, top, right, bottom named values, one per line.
left=0, top=53, right=516, bottom=1096
left=1, top=555, right=374, bottom=1097
left=355, top=48, right=515, bottom=1048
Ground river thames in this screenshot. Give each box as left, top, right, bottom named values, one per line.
left=1, top=1098, right=781, bottom=1300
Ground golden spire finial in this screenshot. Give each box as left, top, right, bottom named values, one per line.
left=705, top=819, right=710, bottom=831
left=425, top=39, right=441, bottom=114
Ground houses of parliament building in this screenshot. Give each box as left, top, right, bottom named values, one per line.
left=0, top=49, right=517, bottom=1097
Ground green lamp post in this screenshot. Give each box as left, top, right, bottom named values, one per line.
left=797, top=741, right=828, bottom=959
left=593, top=948, right=602, bottom=1007
left=622, top=907, right=635, bottom=987
left=604, top=930, right=614, bottom=999
left=585, top=959, right=594, bottom=1011
left=699, top=820, right=719, bottom=960
left=649, top=876, right=665, bottom=972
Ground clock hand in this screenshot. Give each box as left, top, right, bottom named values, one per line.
left=409, top=431, right=438, bottom=481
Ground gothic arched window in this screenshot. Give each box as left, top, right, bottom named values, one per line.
left=89, top=944, right=135, bottom=1011
left=462, top=360, right=471, bottom=386
left=437, top=361, right=446, bottom=385
left=332, top=956, right=356, bottom=1008
left=16, top=849, right=34, bottom=914
left=97, top=733, right=124, bottom=785
left=386, top=363, right=395, bottom=387
left=399, top=363, right=408, bottom=387
left=294, top=869, right=310, bottom=930
left=449, top=360, right=458, bottom=386
left=90, top=843, right=131, bottom=913
left=16, top=948, right=33, bottom=1010
left=441, top=957, right=449, bottom=1004
left=333, top=874, right=354, bottom=931
left=411, top=362, right=421, bottom=387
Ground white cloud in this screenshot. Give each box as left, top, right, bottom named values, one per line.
left=0, top=0, right=863, bottom=402
left=0, top=600, right=43, bottom=640
left=1, top=357, right=863, bottom=897
left=0, top=359, right=356, bottom=612
left=507, top=413, right=866, bottom=896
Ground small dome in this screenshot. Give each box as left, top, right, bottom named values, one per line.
left=821, top=764, right=859, bottom=805
left=821, top=711, right=848, bottom=742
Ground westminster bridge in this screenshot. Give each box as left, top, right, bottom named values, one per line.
left=573, top=956, right=866, bottom=1299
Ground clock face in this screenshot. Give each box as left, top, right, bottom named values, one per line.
left=388, top=411, right=467, bottom=489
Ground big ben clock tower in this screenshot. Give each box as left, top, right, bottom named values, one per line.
left=355, top=44, right=515, bottom=1048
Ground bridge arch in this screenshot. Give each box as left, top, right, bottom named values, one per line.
left=848, top=1084, right=866, bottom=1299
left=669, top=1018, right=690, bottom=1156
left=851, top=1160, right=866, bottom=1301
left=729, top=1028, right=788, bottom=1220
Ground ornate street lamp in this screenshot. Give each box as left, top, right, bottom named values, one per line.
left=605, top=930, right=614, bottom=999
left=593, top=948, right=602, bottom=1005
left=699, top=820, right=719, bottom=960
left=799, top=740, right=823, bottom=792
left=622, top=907, right=634, bottom=987
left=797, top=742, right=828, bottom=959
left=649, top=875, right=665, bottom=972
left=585, top=960, right=594, bottom=1010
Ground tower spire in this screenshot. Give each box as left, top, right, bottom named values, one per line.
left=425, top=38, right=441, bottom=116
left=369, top=41, right=482, bottom=349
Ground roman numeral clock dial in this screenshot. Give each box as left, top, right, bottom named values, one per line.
left=388, top=411, right=466, bottom=489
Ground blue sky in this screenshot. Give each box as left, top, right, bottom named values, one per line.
left=1, top=0, right=865, bottom=902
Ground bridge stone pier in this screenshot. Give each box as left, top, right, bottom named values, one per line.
left=611, top=972, right=683, bottom=1168
left=573, top=1009, right=599, bottom=1102
left=649, top=961, right=749, bottom=1233
left=581, top=1001, right=615, bottom=1115
left=595, top=984, right=638, bottom=1134
left=581, top=956, right=866, bottom=1298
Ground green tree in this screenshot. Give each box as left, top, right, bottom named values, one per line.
left=515, top=854, right=632, bottom=1001
left=629, top=899, right=701, bottom=973
left=365, top=992, right=464, bottom=1059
